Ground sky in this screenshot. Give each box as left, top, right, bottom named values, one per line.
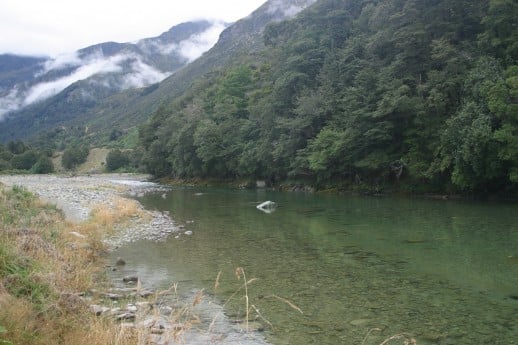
left=0, top=0, right=268, bottom=57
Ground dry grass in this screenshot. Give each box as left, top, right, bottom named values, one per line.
left=90, top=197, right=143, bottom=228
left=0, top=185, right=144, bottom=345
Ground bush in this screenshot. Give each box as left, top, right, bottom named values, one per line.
left=105, top=149, right=130, bottom=171
left=10, top=150, right=39, bottom=170
left=32, top=156, right=54, bottom=174
left=61, top=146, right=89, bottom=170
left=0, top=159, right=11, bottom=171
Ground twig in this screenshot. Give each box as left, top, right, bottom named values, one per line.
left=361, top=328, right=382, bottom=345
left=265, top=294, right=303, bottom=314
left=379, top=333, right=417, bottom=345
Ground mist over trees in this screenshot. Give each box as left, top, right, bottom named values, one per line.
left=139, top=0, right=517, bottom=195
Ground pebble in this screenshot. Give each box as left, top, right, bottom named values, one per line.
left=123, top=276, right=139, bottom=283
left=0, top=174, right=179, bottom=247
left=349, top=318, right=372, bottom=326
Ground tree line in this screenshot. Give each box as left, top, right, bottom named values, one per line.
left=138, top=0, right=516, bottom=196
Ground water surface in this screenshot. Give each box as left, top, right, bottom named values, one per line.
left=112, top=187, right=518, bottom=344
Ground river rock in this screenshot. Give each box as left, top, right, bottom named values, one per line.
left=102, top=293, right=123, bottom=300
left=90, top=304, right=110, bottom=316
left=139, top=289, right=155, bottom=298
left=123, top=276, right=139, bottom=283
left=237, top=321, right=265, bottom=332
left=126, top=304, right=138, bottom=312
left=349, top=318, right=372, bottom=326
left=116, top=312, right=136, bottom=321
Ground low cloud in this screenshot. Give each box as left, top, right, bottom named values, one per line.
left=141, top=21, right=226, bottom=62
left=122, top=58, right=171, bottom=89
left=267, top=0, right=317, bottom=18
left=41, top=51, right=82, bottom=73
left=177, top=22, right=226, bottom=62
left=0, top=88, right=23, bottom=120
left=0, top=21, right=227, bottom=120
left=24, top=54, right=125, bottom=105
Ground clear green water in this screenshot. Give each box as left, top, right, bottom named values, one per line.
left=111, top=187, right=518, bottom=344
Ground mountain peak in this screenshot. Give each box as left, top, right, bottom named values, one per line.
left=0, top=20, right=226, bottom=124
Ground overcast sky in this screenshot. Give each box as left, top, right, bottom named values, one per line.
left=0, top=0, right=267, bottom=57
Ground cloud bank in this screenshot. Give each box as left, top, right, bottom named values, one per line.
left=0, top=20, right=227, bottom=120
left=0, top=51, right=171, bottom=119
left=267, top=0, right=318, bottom=18
left=177, top=22, right=226, bottom=62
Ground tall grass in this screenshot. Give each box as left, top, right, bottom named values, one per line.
left=0, top=184, right=140, bottom=345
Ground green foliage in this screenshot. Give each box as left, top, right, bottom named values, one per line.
left=139, top=0, right=517, bottom=195
left=0, top=247, right=52, bottom=310
left=61, top=146, right=89, bottom=170
left=0, top=141, right=54, bottom=174
left=31, top=156, right=54, bottom=174
left=105, top=149, right=130, bottom=171
left=6, top=140, right=27, bottom=155
left=0, top=324, right=11, bottom=345
left=10, top=150, right=39, bottom=170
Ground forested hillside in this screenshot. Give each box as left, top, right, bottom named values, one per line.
left=0, top=21, right=220, bottom=143
left=141, top=0, right=516, bottom=195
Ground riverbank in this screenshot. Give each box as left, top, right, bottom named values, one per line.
left=0, top=174, right=178, bottom=247
left=0, top=174, right=270, bottom=345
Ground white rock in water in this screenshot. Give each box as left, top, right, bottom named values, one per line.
left=184, top=230, right=193, bottom=236
left=256, top=200, right=277, bottom=213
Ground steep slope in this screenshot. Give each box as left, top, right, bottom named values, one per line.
left=0, top=20, right=222, bottom=142
left=0, top=54, right=47, bottom=118
left=0, top=0, right=318, bottom=145
left=139, top=0, right=517, bottom=195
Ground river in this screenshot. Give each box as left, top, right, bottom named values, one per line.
left=110, top=187, right=518, bottom=345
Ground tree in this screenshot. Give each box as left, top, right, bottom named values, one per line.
left=32, top=156, right=54, bottom=174
left=105, top=149, right=130, bottom=171
left=10, top=150, right=39, bottom=170
left=62, top=146, right=89, bottom=170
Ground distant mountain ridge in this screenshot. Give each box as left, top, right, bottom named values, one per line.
left=0, top=20, right=222, bottom=126
left=0, top=0, right=317, bottom=144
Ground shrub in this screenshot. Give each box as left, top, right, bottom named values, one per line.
left=61, top=146, right=89, bottom=170
left=31, top=156, right=54, bottom=174
left=10, top=150, right=39, bottom=170
left=0, top=159, right=11, bottom=171
left=105, top=149, right=130, bottom=171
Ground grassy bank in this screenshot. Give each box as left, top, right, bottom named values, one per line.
left=0, top=183, right=141, bottom=345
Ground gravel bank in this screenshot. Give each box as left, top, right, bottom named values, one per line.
left=0, top=174, right=178, bottom=247
left=0, top=174, right=270, bottom=344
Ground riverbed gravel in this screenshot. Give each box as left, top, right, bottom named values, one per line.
left=0, top=173, right=270, bottom=345
left=0, top=174, right=177, bottom=247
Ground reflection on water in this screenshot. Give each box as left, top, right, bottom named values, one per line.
left=111, top=188, right=518, bottom=345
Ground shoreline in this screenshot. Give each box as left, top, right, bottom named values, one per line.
left=0, top=173, right=270, bottom=345
left=0, top=173, right=179, bottom=247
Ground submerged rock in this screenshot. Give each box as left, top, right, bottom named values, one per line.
left=123, top=276, right=139, bottom=283
left=256, top=200, right=277, bottom=214
left=349, top=318, right=372, bottom=326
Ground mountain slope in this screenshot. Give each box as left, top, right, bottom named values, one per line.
left=0, top=20, right=223, bottom=141
left=139, top=0, right=517, bottom=195
left=0, top=0, right=318, bottom=145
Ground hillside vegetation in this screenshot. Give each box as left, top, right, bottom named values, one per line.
left=139, top=0, right=517, bottom=195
